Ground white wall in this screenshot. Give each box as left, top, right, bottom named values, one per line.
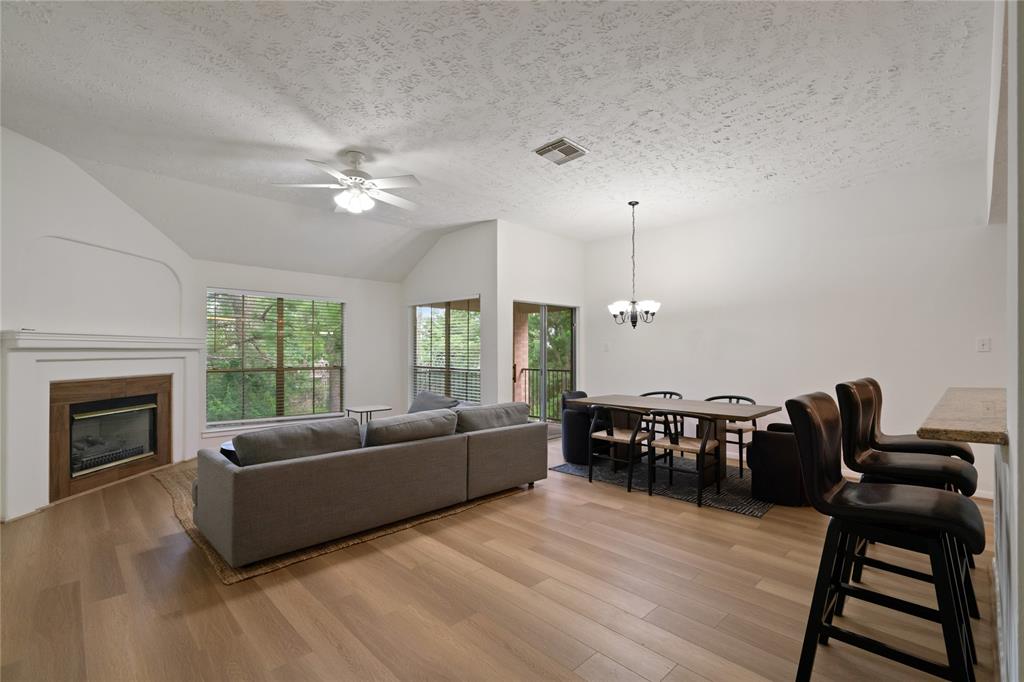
left=582, top=163, right=1006, bottom=497
left=1, top=127, right=203, bottom=337
left=402, top=221, right=500, bottom=403
left=496, top=221, right=586, bottom=402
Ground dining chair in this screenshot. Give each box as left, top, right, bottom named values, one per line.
left=587, top=407, right=652, bottom=493
left=648, top=410, right=719, bottom=506
left=641, top=390, right=683, bottom=442
left=704, top=394, right=756, bottom=478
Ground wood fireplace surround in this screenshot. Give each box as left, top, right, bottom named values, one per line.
left=49, top=374, right=172, bottom=502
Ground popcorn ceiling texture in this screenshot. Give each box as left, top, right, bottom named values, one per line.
left=1, top=1, right=994, bottom=243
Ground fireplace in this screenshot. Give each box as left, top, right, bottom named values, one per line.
left=50, top=374, right=171, bottom=501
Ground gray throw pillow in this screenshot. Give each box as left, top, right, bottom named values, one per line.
left=454, top=402, right=529, bottom=432
left=232, top=417, right=362, bottom=467
left=364, top=409, right=457, bottom=446
left=408, top=391, right=459, bottom=413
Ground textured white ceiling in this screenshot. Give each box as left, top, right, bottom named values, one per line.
left=1, top=1, right=995, bottom=260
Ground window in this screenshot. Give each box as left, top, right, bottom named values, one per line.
left=412, top=298, right=481, bottom=403
left=206, top=290, right=344, bottom=424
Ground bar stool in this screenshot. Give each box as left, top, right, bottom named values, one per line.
left=647, top=410, right=719, bottom=505
left=836, top=380, right=981, bottom=619
left=787, top=392, right=985, bottom=682
left=587, top=407, right=652, bottom=493
left=863, top=378, right=975, bottom=463
left=704, top=395, right=757, bottom=477
left=836, top=380, right=978, bottom=496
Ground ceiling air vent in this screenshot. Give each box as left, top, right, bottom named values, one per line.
left=534, top=137, right=588, bottom=165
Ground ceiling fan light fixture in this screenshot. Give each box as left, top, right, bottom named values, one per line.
left=334, top=189, right=354, bottom=209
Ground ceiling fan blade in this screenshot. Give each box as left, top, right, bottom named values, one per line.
left=367, top=189, right=417, bottom=210
left=273, top=183, right=343, bottom=188
left=367, top=175, right=420, bottom=190
left=306, top=159, right=348, bottom=182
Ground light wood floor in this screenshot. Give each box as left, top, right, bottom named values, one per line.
left=1, top=440, right=997, bottom=681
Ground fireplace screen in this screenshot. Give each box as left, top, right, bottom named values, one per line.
left=69, top=394, right=157, bottom=477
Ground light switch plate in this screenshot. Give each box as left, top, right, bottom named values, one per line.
left=976, top=337, right=992, bottom=352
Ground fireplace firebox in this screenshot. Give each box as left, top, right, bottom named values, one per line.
left=50, top=375, right=171, bottom=501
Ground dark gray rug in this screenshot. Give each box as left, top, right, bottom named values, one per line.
left=550, top=457, right=773, bottom=518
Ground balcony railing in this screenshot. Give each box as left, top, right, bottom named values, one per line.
left=411, top=366, right=481, bottom=404
left=518, top=368, right=574, bottom=422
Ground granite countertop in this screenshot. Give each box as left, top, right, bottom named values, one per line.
left=917, top=387, right=1008, bottom=445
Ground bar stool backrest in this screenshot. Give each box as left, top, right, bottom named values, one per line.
left=785, top=392, right=847, bottom=517
left=861, top=377, right=886, bottom=441
left=835, top=380, right=877, bottom=470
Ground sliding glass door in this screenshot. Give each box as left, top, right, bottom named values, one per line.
left=512, top=302, right=575, bottom=422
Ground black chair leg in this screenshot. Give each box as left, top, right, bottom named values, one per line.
left=626, top=444, right=635, bottom=493
left=956, top=540, right=980, bottom=619
left=834, top=533, right=858, bottom=617
left=850, top=536, right=868, bottom=583
left=820, top=529, right=853, bottom=643
left=587, top=439, right=594, bottom=483
left=930, top=536, right=972, bottom=682
left=797, top=519, right=844, bottom=682
left=738, top=435, right=744, bottom=478
left=697, top=452, right=704, bottom=507
left=945, top=535, right=978, bottom=666
left=647, top=445, right=655, bottom=496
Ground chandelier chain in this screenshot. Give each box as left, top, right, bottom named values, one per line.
left=631, top=201, right=637, bottom=301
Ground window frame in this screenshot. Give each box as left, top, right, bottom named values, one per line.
left=410, top=298, right=481, bottom=404
left=205, top=287, right=346, bottom=428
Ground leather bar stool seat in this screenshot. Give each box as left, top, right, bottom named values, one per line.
left=855, top=450, right=978, bottom=497
left=828, top=482, right=984, bottom=554
left=863, top=378, right=975, bottom=463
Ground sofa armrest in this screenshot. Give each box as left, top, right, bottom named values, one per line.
left=194, top=448, right=241, bottom=565
left=466, top=421, right=548, bottom=498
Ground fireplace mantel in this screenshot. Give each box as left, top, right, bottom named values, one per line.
left=2, top=330, right=204, bottom=352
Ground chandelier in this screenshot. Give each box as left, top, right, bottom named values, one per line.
left=607, top=200, right=660, bottom=328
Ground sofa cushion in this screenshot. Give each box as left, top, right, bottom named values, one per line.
left=364, top=409, right=457, bottom=446
left=232, top=417, right=362, bottom=467
left=454, top=402, right=529, bottom=432
left=408, top=391, right=459, bottom=413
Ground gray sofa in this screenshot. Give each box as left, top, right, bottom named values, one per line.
left=194, top=402, right=546, bottom=567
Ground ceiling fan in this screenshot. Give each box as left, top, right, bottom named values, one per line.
left=274, top=151, right=420, bottom=214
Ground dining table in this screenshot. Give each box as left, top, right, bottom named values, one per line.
left=566, top=393, right=782, bottom=485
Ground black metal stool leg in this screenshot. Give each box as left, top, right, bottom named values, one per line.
left=820, top=529, right=852, bottom=642
left=942, top=534, right=977, bottom=667
left=957, top=540, right=980, bottom=619
left=930, top=536, right=972, bottom=682
left=851, top=536, right=868, bottom=583
left=834, top=532, right=858, bottom=617
left=797, top=519, right=844, bottom=682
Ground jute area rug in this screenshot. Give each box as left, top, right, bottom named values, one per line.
left=152, top=460, right=523, bottom=585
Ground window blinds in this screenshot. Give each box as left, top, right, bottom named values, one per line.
left=206, top=290, right=344, bottom=423
left=411, top=298, right=481, bottom=404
